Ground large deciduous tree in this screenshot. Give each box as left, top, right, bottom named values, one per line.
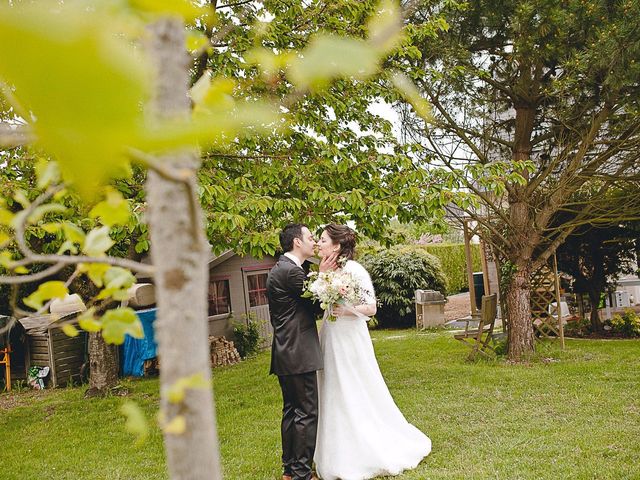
left=0, top=1, right=433, bottom=479
left=190, top=1, right=449, bottom=253
left=399, top=0, right=640, bottom=360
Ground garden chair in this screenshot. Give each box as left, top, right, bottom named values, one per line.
left=454, top=294, right=498, bottom=358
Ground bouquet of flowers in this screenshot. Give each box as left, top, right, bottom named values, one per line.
left=303, top=269, right=368, bottom=321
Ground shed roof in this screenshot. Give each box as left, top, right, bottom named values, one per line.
left=18, top=312, right=81, bottom=335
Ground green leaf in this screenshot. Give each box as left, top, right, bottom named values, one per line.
left=78, top=309, right=103, bottom=333
left=0, top=251, right=13, bottom=269
left=23, top=281, right=68, bottom=310
left=101, top=307, right=143, bottom=345
left=27, top=204, right=67, bottom=224
left=83, top=226, right=115, bottom=257
left=57, top=240, right=79, bottom=255
left=13, top=190, right=30, bottom=208
left=163, top=415, right=186, bottom=435
left=391, top=73, right=433, bottom=122
left=190, top=74, right=235, bottom=114
left=35, top=159, right=60, bottom=189
left=0, top=231, right=10, bottom=247
left=167, top=372, right=210, bottom=404
left=128, top=0, right=211, bottom=22
left=0, top=208, right=14, bottom=226
left=140, top=101, right=281, bottom=151
left=79, top=263, right=111, bottom=287
left=89, top=189, right=131, bottom=227
left=246, top=47, right=294, bottom=81
left=0, top=3, right=149, bottom=198
left=120, top=401, right=149, bottom=446
left=186, top=30, right=209, bottom=53
left=367, top=0, right=404, bottom=53
left=94, top=266, right=135, bottom=301
left=63, top=222, right=86, bottom=245
left=134, top=238, right=149, bottom=254
left=40, top=223, right=62, bottom=234
left=288, top=34, right=379, bottom=90
left=61, top=323, right=80, bottom=338
left=103, top=266, right=136, bottom=291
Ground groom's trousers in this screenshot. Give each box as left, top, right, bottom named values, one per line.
left=278, top=371, right=319, bottom=480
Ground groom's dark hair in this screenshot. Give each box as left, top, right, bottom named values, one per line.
left=280, top=223, right=308, bottom=253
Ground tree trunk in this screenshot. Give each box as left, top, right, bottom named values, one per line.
left=587, top=290, right=603, bottom=332
left=505, top=101, right=537, bottom=362
left=146, top=19, right=222, bottom=480
left=506, top=264, right=535, bottom=361
left=86, top=332, right=118, bottom=396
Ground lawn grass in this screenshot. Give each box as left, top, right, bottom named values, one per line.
left=1, top=330, right=639, bottom=479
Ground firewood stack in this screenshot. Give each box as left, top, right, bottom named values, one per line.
left=209, top=336, right=241, bottom=367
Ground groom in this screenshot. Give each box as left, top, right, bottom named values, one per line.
left=267, top=224, right=337, bottom=480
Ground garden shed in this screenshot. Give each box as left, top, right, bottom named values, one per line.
left=17, top=312, right=87, bottom=388
left=137, top=249, right=278, bottom=344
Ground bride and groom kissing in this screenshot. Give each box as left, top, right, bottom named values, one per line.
left=266, top=223, right=431, bottom=480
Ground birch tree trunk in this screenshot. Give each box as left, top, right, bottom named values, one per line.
left=145, top=18, right=223, bottom=480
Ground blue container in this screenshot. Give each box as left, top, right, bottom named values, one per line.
left=121, top=308, right=157, bottom=377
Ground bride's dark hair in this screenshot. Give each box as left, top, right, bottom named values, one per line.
left=324, top=224, right=356, bottom=261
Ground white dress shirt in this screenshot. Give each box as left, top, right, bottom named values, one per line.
left=284, top=252, right=304, bottom=269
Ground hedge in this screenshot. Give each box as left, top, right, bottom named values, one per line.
left=417, top=243, right=482, bottom=295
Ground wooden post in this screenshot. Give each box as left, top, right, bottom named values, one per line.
left=480, top=240, right=490, bottom=295
left=464, top=220, right=477, bottom=316
left=553, top=254, right=565, bottom=349
left=0, top=347, right=10, bottom=392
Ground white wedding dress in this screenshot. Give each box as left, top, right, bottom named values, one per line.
left=314, top=260, right=431, bottom=480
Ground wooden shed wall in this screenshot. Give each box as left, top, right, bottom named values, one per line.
left=27, top=334, right=51, bottom=369
left=50, top=328, right=85, bottom=386
left=26, top=329, right=85, bottom=387
left=208, top=253, right=275, bottom=339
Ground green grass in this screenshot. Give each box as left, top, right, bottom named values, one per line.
left=1, top=331, right=639, bottom=479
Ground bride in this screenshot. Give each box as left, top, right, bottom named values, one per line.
left=313, top=224, right=431, bottom=480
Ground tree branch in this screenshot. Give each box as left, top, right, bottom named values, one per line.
left=0, top=123, right=34, bottom=148
left=9, top=186, right=155, bottom=276
left=215, top=0, right=253, bottom=9
left=128, top=148, right=193, bottom=183
left=0, top=262, right=66, bottom=285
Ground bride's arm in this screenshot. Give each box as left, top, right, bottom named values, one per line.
left=331, top=302, right=376, bottom=318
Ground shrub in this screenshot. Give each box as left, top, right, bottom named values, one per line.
left=563, top=317, right=592, bottom=337
left=493, top=337, right=508, bottom=356
left=360, top=246, right=447, bottom=328
left=233, top=315, right=261, bottom=358
left=609, top=309, right=640, bottom=337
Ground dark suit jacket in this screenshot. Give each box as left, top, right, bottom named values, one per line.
left=267, top=255, right=323, bottom=375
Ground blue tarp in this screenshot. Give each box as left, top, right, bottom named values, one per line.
left=121, top=308, right=157, bottom=377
